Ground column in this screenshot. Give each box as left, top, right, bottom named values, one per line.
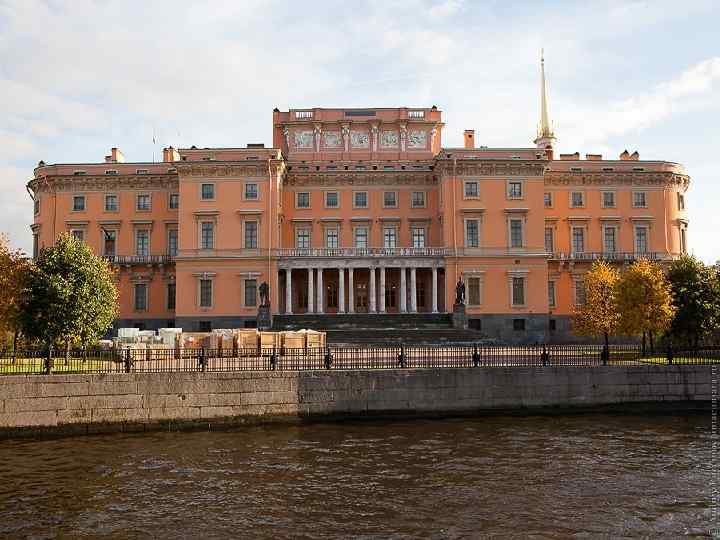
left=399, top=267, right=407, bottom=313
left=317, top=268, right=324, bottom=314
left=348, top=268, right=355, bottom=313
left=338, top=268, right=345, bottom=313
left=431, top=267, right=438, bottom=313
left=307, top=268, right=314, bottom=313
left=379, top=266, right=386, bottom=313
left=369, top=267, right=376, bottom=313
left=410, top=267, right=417, bottom=313
left=286, top=268, right=293, bottom=314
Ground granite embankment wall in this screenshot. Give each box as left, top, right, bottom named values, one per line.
left=0, top=366, right=712, bottom=436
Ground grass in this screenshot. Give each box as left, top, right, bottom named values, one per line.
left=0, top=357, right=119, bottom=374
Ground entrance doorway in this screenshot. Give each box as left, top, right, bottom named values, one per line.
left=355, top=282, right=368, bottom=313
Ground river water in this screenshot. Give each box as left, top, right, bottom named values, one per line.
left=0, top=413, right=713, bottom=539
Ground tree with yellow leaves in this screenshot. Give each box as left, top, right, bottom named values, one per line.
left=616, top=258, right=676, bottom=354
left=0, top=233, right=30, bottom=354
left=573, top=260, right=621, bottom=349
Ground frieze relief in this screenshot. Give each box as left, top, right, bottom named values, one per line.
left=350, top=130, right=369, bottom=148
left=294, top=130, right=314, bottom=149
left=380, top=130, right=399, bottom=148
left=436, top=161, right=545, bottom=177
left=544, top=171, right=690, bottom=188
left=30, top=175, right=179, bottom=193
left=284, top=173, right=437, bottom=187
left=323, top=131, right=341, bottom=148
left=176, top=163, right=275, bottom=177
left=407, top=129, right=427, bottom=149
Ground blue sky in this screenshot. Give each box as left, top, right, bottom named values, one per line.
left=1, top=0, right=718, bottom=262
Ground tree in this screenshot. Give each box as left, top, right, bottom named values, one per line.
left=616, top=258, right=676, bottom=354
left=667, top=255, right=720, bottom=347
left=573, top=260, right=621, bottom=348
left=0, top=234, right=30, bottom=354
left=19, top=233, right=118, bottom=358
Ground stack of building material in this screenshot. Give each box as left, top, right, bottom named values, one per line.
left=180, top=332, right=218, bottom=349
left=280, top=331, right=306, bottom=352
left=234, top=329, right=259, bottom=352
left=158, top=328, right=182, bottom=347
left=301, top=329, right=326, bottom=350
left=212, top=329, right=235, bottom=352
left=259, top=331, right=281, bottom=350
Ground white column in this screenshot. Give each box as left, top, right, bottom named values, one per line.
left=317, top=268, right=324, bottom=314
left=286, top=268, right=293, bottom=314
left=307, top=268, right=314, bottom=313
left=338, top=268, right=345, bottom=313
left=348, top=268, right=355, bottom=313
left=400, top=267, right=407, bottom=313
left=379, top=266, right=386, bottom=313
left=369, top=267, right=376, bottom=313
left=431, top=267, right=438, bottom=313
left=410, top=267, right=417, bottom=313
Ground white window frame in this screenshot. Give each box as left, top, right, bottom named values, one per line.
left=104, top=193, right=119, bottom=212
left=411, top=191, right=426, bottom=208
left=510, top=276, right=526, bottom=307
left=574, top=279, right=587, bottom=307
left=198, top=278, right=214, bottom=309
left=199, top=221, right=215, bottom=250
left=506, top=179, right=524, bottom=200
left=70, top=228, right=86, bottom=242
left=570, top=191, right=585, bottom=208
left=244, top=279, right=258, bottom=308
left=571, top=226, right=585, bottom=254
left=354, top=226, right=369, bottom=248
left=102, top=228, right=118, bottom=256
left=464, top=219, right=480, bottom=248
left=324, top=227, right=339, bottom=248
left=134, top=283, right=149, bottom=312
left=168, top=192, right=180, bottom=210
left=135, top=229, right=150, bottom=256
left=466, top=276, right=484, bottom=307
left=72, top=194, right=86, bottom=212
left=548, top=280, right=556, bottom=308
left=383, top=191, right=398, bottom=208
left=383, top=226, right=398, bottom=248
left=136, top=193, right=152, bottom=212
left=243, top=182, right=259, bottom=201
left=411, top=226, right=426, bottom=248
left=353, top=191, right=368, bottom=209
left=601, top=190, right=616, bottom=208
left=296, top=192, right=311, bottom=209
left=508, top=218, right=524, bottom=249
left=463, top=181, right=479, bottom=199
left=603, top=225, right=618, bottom=253
left=324, top=191, right=340, bottom=209
left=632, top=191, right=648, bottom=208
left=544, top=192, right=553, bottom=208
left=544, top=227, right=554, bottom=253
left=167, top=228, right=178, bottom=257
left=200, top=183, right=216, bottom=201
left=295, top=227, right=311, bottom=248
left=243, top=220, right=258, bottom=249
left=634, top=225, right=649, bottom=253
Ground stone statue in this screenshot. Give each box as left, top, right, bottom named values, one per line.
left=259, top=281, right=270, bottom=307
left=455, top=278, right=466, bottom=305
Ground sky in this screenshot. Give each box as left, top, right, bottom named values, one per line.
left=0, top=0, right=718, bottom=263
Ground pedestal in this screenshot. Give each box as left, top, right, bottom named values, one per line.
left=452, top=303, right=467, bottom=330
left=257, top=304, right=272, bottom=331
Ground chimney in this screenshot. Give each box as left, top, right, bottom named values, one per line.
left=105, top=147, right=125, bottom=163
left=463, top=130, right=475, bottom=149
left=162, top=146, right=180, bottom=162
left=586, top=154, right=602, bottom=161
left=559, top=152, right=580, bottom=161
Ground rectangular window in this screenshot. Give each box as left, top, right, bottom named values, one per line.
left=325, top=228, right=339, bottom=248
left=296, top=228, right=310, bottom=248
left=548, top=281, right=556, bottom=308
left=604, top=226, right=617, bottom=253
left=412, top=227, right=426, bottom=248
left=354, top=227, right=368, bottom=248
left=507, top=181, right=523, bottom=199
left=633, top=191, right=647, bottom=208
left=32, top=234, right=39, bottom=259
left=544, top=227, right=554, bottom=253
left=464, top=181, right=479, bottom=198
left=199, top=279, right=213, bottom=308
left=602, top=191, right=616, bottom=208
left=571, top=192, right=584, bottom=208
left=467, top=277, right=482, bottom=306
left=297, top=192, right=310, bottom=208
left=680, top=227, right=687, bottom=254
left=167, top=282, right=176, bottom=310
left=512, top=277, right=525, bottom=306
left=677, top=193, right=685, bottom=211
left=383, top=227, right=397, bottom=248
left=383, top=192, right=397, bottom=208
left=244, top=221, right=258, bottom=249
left=168, top=229, right=178, bottom=257
left=245, top=279, right=257, bottom=307
left=71, top=229, right=85, bottom=242
left=102, top=229, right=117, bottom=256
left=510, top=219, right=523, bottom=248
left=73, top=195, right=86, bottom=211
left=544, top=192, right=552, bottom=208
left=201, top=222, right=214, bottom=250
left=136, top=229, right=149, bottom=256
left=244, top=183, right=258, bottom=200
left=575, top=280, right=587, bottom=306
left=635, top=226, right=648, bottom=253
left=571, top=227, right=585, bottom=253
left=104, top=194, right=118, bottom=212
left=513, top=319, right=526, bottom=331
left=201, top=183, right=215, bottom=200
left=465, top=220, right=479, bottom=248
left=34, top=198, right=40, bottom=215
left=411, top=191, right=426, bottom=208
left=169, top=193, right=179, bottom=209
left=136, top=194, right=151, bottom=211
left=325, top=191, right=339, bottom=208
left=134, top=283, right=148, bottom=311
left=353, top=191, right=368, bottom=208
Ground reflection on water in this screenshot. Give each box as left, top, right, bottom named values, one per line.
left=0, top=414, right=712, bottom=539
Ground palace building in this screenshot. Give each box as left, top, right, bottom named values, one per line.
left=27, top=58, right=690, bottom=343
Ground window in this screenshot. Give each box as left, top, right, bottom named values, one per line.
left=73, top=195, right=86, bottom=211
left=465, top=219, right=479, bottom=248
left=32, top=233, right=39, bottom=259
left=512, top=277, right=525, bottom=306
left=353, top=191, right=368, bottom=208
left=297, top=192, right=310, bottom=208
left=571, top=192, right=584, bottom=208
left=602, top=191, right=616, bottom=208
left=168, top=229, right=178, bottom=256
left=575, top=280, right=586, bottom=306
left=167, top=282, right=176, bottom=310
left=383, top=192, right=397, bottom=208
left=464, top=181, right=479, bottom=198
left=296, top=228, right=310, bottom=248
left=71, top=229, right=85, bottom=242
left=245, top=279, right=257, bottom=307
left=680, top=227, right=687, bottom=254
left=169, top=193, right=179, bottom=210
left=604, top=226, right=617, bottom=253
left=102, top=229, right=117, bottom=256
left=383, top=227, right=397, bottom=248
left=199, top=279, right=213, bottom=308
left=201, top=183, right=215, bottom=200
left=408, top=110, right=424, bottom=118
left=510, top=219, right=523, bottom=248
left=327, top=283, right=338, bottom=309
left=571, top=227, right=585, bottom=253
left=354, top=227, right=368, bottom=248
left=105, top=169, right=118, bottom=175
left=136, top=169, right=149, bottom=175
left=244, top=221, right=258, bottom=249
left=544, top=192, right=552, bottom=208
left=544, top=227, right=554, bottom=253
left=104, top=194, right=118, bottom=212
left=136, top=194, right=151, bottom=211
left=134, top=284, right=148, bottom=311
left=244, top=183, right=258, bottom=200
left=467, top=277, right=482, bottom=306
left=411, top=191, right=426, bottom=208
left=412, top=227, right=426, bottom=248
left=548, top=281, right=556, bottom=308
left=136, top=229, right=149, bottom=256
left=635, top=226, right=648, bottom=253
left=633, top=191, right=647, bottom=208
left=200, top=222, right=214, bottom=250
left=507, top=181, right=523, bottom=199
left=677, top=193, right=685, bottom=211
left=549, top=319, right=557, bottom=332
left=33, top=199, right=40, bottom=215
left=325, top=228, right=339, bottom=248
left=325, top=191, right=339, bottom=208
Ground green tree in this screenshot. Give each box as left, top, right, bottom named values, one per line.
left=667, top=255, right=720, bottom=347
left=616, top=258, right=676, bottom=354
left=19, top=233, right=118, bottom=360
left=573, top=260, right=621, bottom=348
left=0, top=234, right=30, bottom=355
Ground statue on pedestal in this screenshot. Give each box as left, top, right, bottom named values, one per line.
left=455, top=278, right=466, bottom=306
left=259, top=282, right=270, bottom=307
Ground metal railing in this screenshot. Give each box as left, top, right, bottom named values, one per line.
left=103, top=255, right=175, bottom=265
left=274, top=247, right=450, bottom=258
left=549, top=252, right=660, bottom=262
left=1, top=344, right=717, bottom=375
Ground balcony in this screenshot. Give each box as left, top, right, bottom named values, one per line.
left=549, top=252, right=660, bottom=262
left=273, top=247, right=450, bottom=258
left=103, top=255, right=175, bottom=265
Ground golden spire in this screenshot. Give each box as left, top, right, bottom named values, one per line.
left=535, top=48, right=555, bottom=145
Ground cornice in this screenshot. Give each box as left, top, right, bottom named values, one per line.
left=435, top=161, right=545, bottom=177
left=174, top=161, right=282, bottom=178
left=29, top=174, right=178, bottom=193
left=544, top=171, right=690, bottom=188
left=284, top=171, right=437, bottom=187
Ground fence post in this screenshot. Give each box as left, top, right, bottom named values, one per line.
left=472, top=344, right=480, bottom=367
left=397, top=345, right=406, bottom=368
left=44, top=346, right=53, bottom=375
left=124, top=347, right=133, bottom=373
left=324, top=347, right=333, bottom=370
left=601, top=344, right=609, bottom=366
left=666, top=344, right=673, bottom=366
left=541, top=345, right=549, bottom=367
left=199, top=347, right=206, bottom=372
left=270, top=347, right=277, bottom=371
